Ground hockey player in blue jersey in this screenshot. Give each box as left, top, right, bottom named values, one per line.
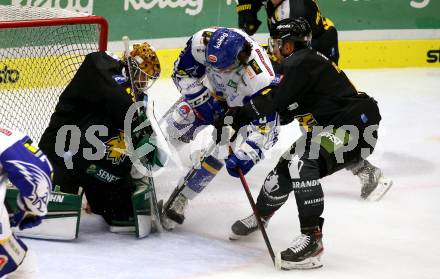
left=0, top=127, right=52, bottom=278
left=161, top=27, right=280, bottom=229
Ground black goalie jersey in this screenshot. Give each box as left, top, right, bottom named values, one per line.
left=39, top=51, right=137, bottom=183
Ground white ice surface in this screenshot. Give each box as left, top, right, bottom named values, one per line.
left=25, top=68, right=440, bottom=279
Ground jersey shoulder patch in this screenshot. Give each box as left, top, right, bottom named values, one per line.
left=112, top=74, right=128, bottom=85
left=249, top=59, right=263, bottom=75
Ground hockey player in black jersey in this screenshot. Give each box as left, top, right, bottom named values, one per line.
left=227, top=18, right=392, bottom=269
left=237, top=0, right=339, bottom=65
left=37, top=42, right=168, bottom=238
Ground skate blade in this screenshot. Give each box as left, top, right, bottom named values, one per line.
left=366, top=177, right=393, bottom=201
left=275, top=252, right=323, bottom=270
left=228, top=232, right=241, bottom=241
left=161, top=215, right=177, bottom=231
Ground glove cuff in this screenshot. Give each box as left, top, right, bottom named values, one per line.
left=184, top=87, right=211, bottom=108
left=239, top=141, right=263, bottom=164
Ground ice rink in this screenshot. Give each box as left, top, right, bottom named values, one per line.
left=25, top=67, right=440, bottom=279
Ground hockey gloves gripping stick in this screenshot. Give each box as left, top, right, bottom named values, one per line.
left=226, top=141, right=262, bottom=177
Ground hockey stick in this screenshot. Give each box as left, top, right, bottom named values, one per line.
left=161, top=140, right=218, bottom=220
left=236, top=167, right=276, bottom=265
left=123, top=36, right=163, bottom=234
left=161, top=114, right=237, bottom=225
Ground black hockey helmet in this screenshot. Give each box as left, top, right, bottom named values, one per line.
left=274, top=17, right=312, bottom=48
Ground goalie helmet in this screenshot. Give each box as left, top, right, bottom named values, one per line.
left=206, top=28, right=246, bottom=70
left=128, top=41, right=161, bottom=94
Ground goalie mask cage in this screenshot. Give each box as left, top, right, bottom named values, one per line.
left=0, top=5, right=108, bottom=143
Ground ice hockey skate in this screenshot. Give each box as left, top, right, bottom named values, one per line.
left=350, top=160, right=393, bottom=201
left=162, top=192, right=188, bottom=230
left=229, top=213, right=269, bottom=240
left=275, top=226, right=324, bottom=270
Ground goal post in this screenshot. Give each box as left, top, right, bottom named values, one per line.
left=0, top=5, right=108, bottom=143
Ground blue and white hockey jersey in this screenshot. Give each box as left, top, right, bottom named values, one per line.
left=172, top=27, right=276, bottom=108
left=171, top=28, right=279, bottom=157
left=0, top=127, right=52, bottom=239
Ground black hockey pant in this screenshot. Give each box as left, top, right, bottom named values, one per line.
left=255, top=98, right=381, bottom=228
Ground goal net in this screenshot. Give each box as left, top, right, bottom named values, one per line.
left=0, top=5, right=108, bottom=143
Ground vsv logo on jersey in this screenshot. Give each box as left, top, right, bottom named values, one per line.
left=0, top=65, right=20, bottom=84
left=6, top=160, right=51, bottom=214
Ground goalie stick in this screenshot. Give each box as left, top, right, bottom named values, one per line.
left=122, top=36, right=163, bottom=234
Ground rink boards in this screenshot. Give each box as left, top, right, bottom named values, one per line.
left=153, top=39, right=440, bottom=78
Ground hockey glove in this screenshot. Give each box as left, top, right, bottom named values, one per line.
left=237, top=0, right=262, bottom=35
left=185, top=88, right=226, bottom=125
left=226, top=141, right=263, bottom=177
left=11, top=196, right=43, bottom=230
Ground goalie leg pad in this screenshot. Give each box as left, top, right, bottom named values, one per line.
left=131, top=183, right=152, bottom=238
left=6, top=188, right=81, bottom=240
left=181, top=155, right=224, bottom=200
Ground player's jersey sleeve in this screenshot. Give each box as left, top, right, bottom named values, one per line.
left=240, top=41, right=275, bottom=103
left=0, top=128, right=52, bottom=216
left=172, top=28, right=217, bottom=97
left=244, top=112, right=279, bottom=155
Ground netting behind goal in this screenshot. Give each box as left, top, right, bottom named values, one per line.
left=0, top=5, right=108, bottom=143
